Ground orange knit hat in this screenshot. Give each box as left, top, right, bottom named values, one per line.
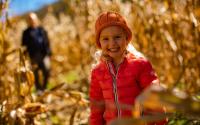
left=95, top=11, right=132, bottom=48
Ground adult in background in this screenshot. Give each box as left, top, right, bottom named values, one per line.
left=22, top=12, right=52, bottom=91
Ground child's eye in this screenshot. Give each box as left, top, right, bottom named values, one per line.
left=114, top=35, right=121, bottom=39
left=102, top=37, right=109, bottom=41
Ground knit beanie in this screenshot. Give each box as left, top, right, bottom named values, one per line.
left=95, top=11, right=132, bottom=48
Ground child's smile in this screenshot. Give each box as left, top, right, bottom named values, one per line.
left=108, top=47, right=120, bottom=52
left=107, top=48, right=119, bottom=53
left=99, top=26, right=128, bottom=65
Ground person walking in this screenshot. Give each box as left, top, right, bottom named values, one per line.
left=22, top=12, right=51, bottom=91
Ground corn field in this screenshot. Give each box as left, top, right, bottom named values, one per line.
left=0, top=0, right=200, bottom=125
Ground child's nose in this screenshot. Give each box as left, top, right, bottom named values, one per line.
left=109, top=38, right=116, bottom=46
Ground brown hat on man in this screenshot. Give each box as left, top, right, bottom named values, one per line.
left=95, top=11, right=132, bottom=48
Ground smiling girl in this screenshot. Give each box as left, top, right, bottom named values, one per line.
left=89, top=11, right=166, bottom=125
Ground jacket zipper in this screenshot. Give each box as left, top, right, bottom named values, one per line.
left=107, top=62, right=121, bottom=118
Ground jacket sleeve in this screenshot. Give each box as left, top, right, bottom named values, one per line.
left=41, top=27, right=52, bottom=56
left=22, top=30, right=27, bottom=46
left=138, top=60, right=167, bottom=125
left=44, top=30, right=52, bottom=56
left=138, top=59, right=157, bottom=89
left=89, top=69, right=105, bottom=125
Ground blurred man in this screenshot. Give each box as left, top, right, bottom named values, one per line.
left=22, top=12, right=51, bottom=91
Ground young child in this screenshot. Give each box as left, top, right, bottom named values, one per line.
left=89, top=11, right=166, bottom=125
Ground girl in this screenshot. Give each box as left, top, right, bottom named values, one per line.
left=89, top=11, right=166, bottom=125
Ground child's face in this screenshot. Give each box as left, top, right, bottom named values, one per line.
left=99, top=26, right=128, bottom=62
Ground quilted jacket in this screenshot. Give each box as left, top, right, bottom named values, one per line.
left=89, top=53, right=166, bottom=125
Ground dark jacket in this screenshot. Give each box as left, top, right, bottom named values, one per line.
left=22, top=26, right=51, bottom=63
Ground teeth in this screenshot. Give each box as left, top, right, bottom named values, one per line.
left=109, top=48, right=119, bottom=52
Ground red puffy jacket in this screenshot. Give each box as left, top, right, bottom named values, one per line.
left=89, top=53, right=165, bottom=125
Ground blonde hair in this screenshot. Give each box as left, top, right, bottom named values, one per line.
left=92, top=43, right=145, bottom=67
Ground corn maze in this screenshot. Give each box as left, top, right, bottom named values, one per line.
left=1, top=0, right=200, bottom=125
